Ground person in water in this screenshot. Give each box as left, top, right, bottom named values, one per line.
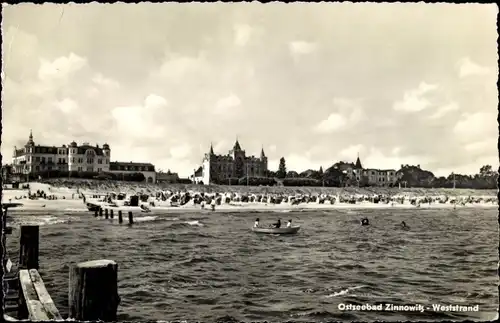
left=254, top=218, right=260, bottom=228
left=272, top=219, right=282, bottom=228
left=286, top=219, right=292, bottom=228
left=361, top=218, right=369, bottom=226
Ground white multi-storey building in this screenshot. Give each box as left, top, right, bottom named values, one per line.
left=12, top=131, right=111, bottom=174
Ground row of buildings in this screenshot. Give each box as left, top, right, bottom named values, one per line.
left=9, top=131, right=401, bottom=187
left=331, top=157, right=400, bottom=186
left=9, top=131, right=174, bottom=184
left=191, top=140, right=400, bottom=187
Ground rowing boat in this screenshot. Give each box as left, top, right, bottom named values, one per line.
left=252, top=226, right=301, bottom=235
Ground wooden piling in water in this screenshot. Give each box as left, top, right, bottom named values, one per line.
left=128, top=211, right=133, bottom=225
left=118, top=211, right=123, bottom=224
left=94, top=209, right=98, bottom=217
left=68, top=259, right=120, bottom=321
left=19, top=225, right=39, bottom=270
left=110, top=209, right=114, bottom=218
left=99, top=208, right=103, bottom=217
left=105, top=209, right=109, bottom=219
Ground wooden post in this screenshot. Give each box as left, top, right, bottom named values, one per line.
left=19, top=225, right=39, bottom=270
left=94, top=209, right=98, bottom=217
left=118, top=211, right=123, bottom=224
left=110, top=209, right=114, bottom=219
left=99, top=208, right=103, bottom=217
left=128, top=211, right=133, bottom=225
left=105, top=209, right=109, bottom=219
left=68, top=259, right=120, bottom=321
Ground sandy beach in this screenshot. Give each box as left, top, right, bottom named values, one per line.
left=2, top=182, right=497, bottom=214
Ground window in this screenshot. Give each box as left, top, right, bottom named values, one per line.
left=98, top=159, right=102, bottom=164
left=71, top=157, right=75, bottom=163
left=48, top=157, right=52, bottom=163
left=87, top=158, right=94, bottom=164
left=41, top=157, right=46, bottom=163
left=35, top=166, right=39, bottom=171
left=87, top=166, right=93, bottom=172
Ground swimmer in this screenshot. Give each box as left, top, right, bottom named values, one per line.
left=361, top=218, right=369, bottom=226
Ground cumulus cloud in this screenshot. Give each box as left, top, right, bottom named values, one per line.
left=289, top=41, right=317, bottom=56
left=313, top=98, right=365, bottom=134
left=92, top=73, right=120, bottom=90
left=38, top=52, right=88, bottom=82
left=2, top=3, right=497, bottom=177
left=234, top=24, right=253, bottom=46
left=170, top=144, right=192, bottom=159
left=111, top=94, right=169, bottom=140
left=213, top=94, right=242, bottom=115
left=428, top=102, right=459, bottom=119
left=453, top=112, right=497, bottom=141
left=393, top=82, right=439, bottom=112
left=457, top=57, right=491, bottom=78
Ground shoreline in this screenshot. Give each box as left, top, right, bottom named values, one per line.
left=2, top=182, right=497, bottom=214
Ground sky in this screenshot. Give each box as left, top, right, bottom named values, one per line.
left=2, top=3, right=498, bottom=177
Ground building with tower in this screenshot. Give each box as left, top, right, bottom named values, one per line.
left=12, top=130, right=111, bottom=174
left=332, top=153, right=397, bottom=186
left=193, top=139, right=268, bottom=185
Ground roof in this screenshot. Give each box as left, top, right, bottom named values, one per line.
left=110, top=161, right=155, bottom=167
left=77, top=145, right=105, bottom=156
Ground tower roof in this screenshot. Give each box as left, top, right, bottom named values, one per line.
left=26, top=129, right=35, bottom=146
left=233, top=139, right=241, bottom=151
left=260, top=146, right=266, bottom=158
left=355, top=154, right=363, bottom=169
left=209, top=142, right=214, bottom=155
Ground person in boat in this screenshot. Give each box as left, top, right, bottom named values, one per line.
left=271, top=219, right=282, bottom=228
left=286, top=219, right=292, bottom=228
left=254, top=218, right=260, bottom=228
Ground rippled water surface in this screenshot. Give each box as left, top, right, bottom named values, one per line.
left=5, top=208, right=499, bottom=321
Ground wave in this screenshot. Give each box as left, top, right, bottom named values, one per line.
left=325, top=285, right=366, bottom=298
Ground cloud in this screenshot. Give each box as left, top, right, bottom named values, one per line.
left=457, top=57, right=491, bottom=78
left=393, top=82, right=439, bottom=112
left=289, top=41, right=317, bottom=56
left=313, top=113, right=347, bottom=134
left=213, top=94, right=242, bottom=115
left=234, top=24, right=253, bottom=46
left=338, top=144, right=365, bottom=160
left=453, top=112, right=497, bottom=141
left=428, top=102, right=459, bottom=119
left=54, top=98, right=79, bottom=114
left=2, top=4, right=497, bottom=177
left=38, top=52, right=88, bottom=82
left=170, top=144, right=192, bottom=159
left=111, top=94, right=169, bottom=140
left=92, top=73, right=120, bottom=90
left=313, top=98, right=365, bottom=134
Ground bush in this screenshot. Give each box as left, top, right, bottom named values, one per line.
left=282, top=177, right=322, bottom=187
left=237, top=177, right=277, bottom=186
left=177, top=178, right=193, bottom=184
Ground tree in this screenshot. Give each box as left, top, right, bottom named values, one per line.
left=276, top=157, right=287, bottom=179
left=318, top=166, right=324, bottom=177
left=479, top=165, right=494, bottom=177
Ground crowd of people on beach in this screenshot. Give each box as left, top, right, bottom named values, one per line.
left=11, top=179, right=495, bottom=211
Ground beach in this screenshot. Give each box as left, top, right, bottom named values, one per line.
left=1, top=181, right=497, bottom=215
